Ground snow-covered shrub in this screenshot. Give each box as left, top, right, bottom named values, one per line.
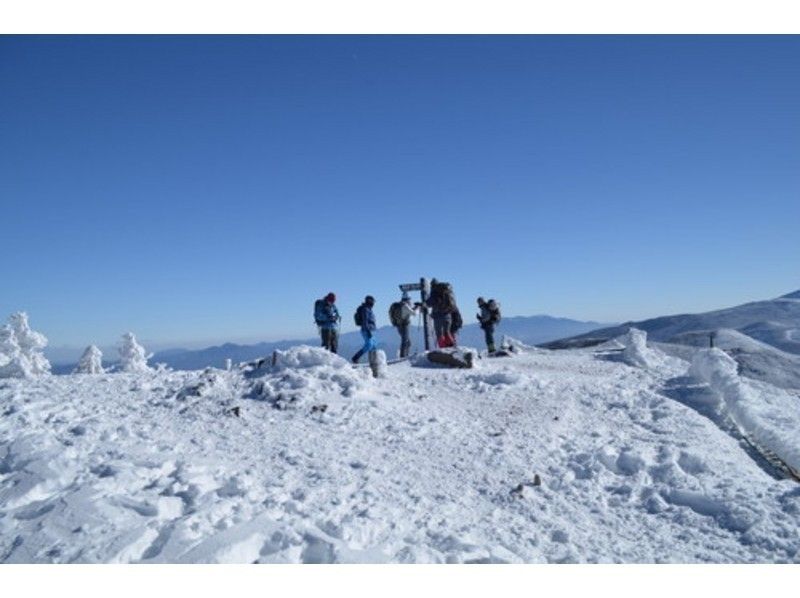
left=0, top=312, right=51, bottom=378
left=74, top=345, right=104, bottom=374
left=620, top=328, right=658, bottom=369
left=119, top=332, right=150, bottom=373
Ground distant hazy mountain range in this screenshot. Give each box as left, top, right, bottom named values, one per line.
left=142, top=315, right=610, bottom=371
left=544, top=290, right=800, bottom=355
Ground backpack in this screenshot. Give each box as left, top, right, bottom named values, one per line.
left=389, top=302, right=405, bottom=326
left=314, top=299, right=326, bottom=326
left=432, top=281, right=456, bottom=313
left=487, top=299, right=501, bottom=324
left=451, top=309, right=463, bottom=333
left=354, top=305, right=364, bottom=327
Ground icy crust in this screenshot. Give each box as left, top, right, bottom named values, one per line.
left=620, top=328, right=663, bottom=369
left=689, top=349, right=800, bottom=473
left=245, top=345, right=371, bottom=407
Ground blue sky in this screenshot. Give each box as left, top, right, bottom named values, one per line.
left=1, top=35, right=798, bottom=348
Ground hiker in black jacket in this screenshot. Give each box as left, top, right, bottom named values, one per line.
left=477, top=297, right=502, bottom=353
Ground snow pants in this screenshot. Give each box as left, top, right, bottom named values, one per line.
left=482, top=323, right=496, bottom=353
left=320, top=328, right=338, bottom=354
left=397, top=322, right=411, bottom=358
left=433, top=314, right=455, bottom=348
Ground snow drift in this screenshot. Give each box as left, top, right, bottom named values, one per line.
left=620, top=328, right=662, bottom=369
left=245, top=345, right=372, bottom=408
left=689, top=348, right=800, bottom=474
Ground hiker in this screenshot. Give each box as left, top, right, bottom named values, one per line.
left=352, top=295, right=377, bottom=363
left=426, top=278, right=458, bottom=348
left=389, top=293, right=419, bottom=358
left=477, top=297, right=502, bottom=353
left=314, top=292, right=341, bottom=353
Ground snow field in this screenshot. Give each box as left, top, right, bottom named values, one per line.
left=1, top=345, right=799, bottom=563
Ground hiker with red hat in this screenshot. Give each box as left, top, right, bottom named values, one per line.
left=314, top=292, right=341, bottom=353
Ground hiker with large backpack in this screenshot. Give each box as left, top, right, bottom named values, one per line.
left=389, top=293, right=419, bottom=358
left=314, top=292, right=341, bottom=353
left=352, top=295, right=378, bottom=363
left=476, top=297, right=502, bottom=353
left=425, top=278, right=458, bottom=348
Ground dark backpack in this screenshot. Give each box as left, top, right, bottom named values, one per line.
left=314, top=299, right=326, bottom=325
left=432, top=281, right=456, bottom=313
left=487, top=299, right=501, bottom=324
left=389, top=302, right=405, bottom=326
left=451, top=309, right=463, bottom=333
left=354, top=305, right=364, bottom=327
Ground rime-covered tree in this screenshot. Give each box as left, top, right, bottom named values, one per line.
left=74, top=345, right=104, bottom=374
left=0, top=312, right=51, bottom=378
left=119, top=332, right=149, bottom=372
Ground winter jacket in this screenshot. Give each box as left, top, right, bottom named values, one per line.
left=358, top=304, right=377, bottom=334
left=400, top=301, right=417, bottom=323
left=315, top=300, right=340, bottom=330
left=426, top=284, right=457, bottom=316
left=478, top=301, right=500, bottom=329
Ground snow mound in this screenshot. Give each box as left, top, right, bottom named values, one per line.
left=0, top=312, right=51, bottom=378
left=689, top=348, right=800, bottom=474
left=246, top=345, right=370, bottom=408
left=268, top=345, right=352, bottom=370
left=620, top=328, right=661, bottom=369
left=468, top=368, right=525, bottom=388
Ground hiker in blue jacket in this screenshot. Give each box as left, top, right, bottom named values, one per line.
left=314, top=292, right=341, bottom=353
left=352, top=295, right=377, bottom=363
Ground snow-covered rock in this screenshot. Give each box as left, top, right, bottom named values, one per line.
left=74, top=345, right=104, bottom=374
left=119, top=333, right=150, bottom=373
left=0, top=312, right=51, bottom=378
left=246, top=345, right=370, bottom=408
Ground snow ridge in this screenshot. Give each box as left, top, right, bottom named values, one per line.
left=689, top=349, right=800, bottom=474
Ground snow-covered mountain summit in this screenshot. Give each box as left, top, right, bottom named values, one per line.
left=2, top=338, right=799, bottom=563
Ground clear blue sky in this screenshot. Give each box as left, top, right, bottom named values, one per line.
left=1, top=35, right=798, bottom=349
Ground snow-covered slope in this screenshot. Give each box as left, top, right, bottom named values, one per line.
left=2, top=342, right=799, bottom=563
left=543, top=290, right=800, bottom=355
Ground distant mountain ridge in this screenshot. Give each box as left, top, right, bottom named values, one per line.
left=543, top=289, right=800, bottom=355
left=148, top=315, right=611, bottom=371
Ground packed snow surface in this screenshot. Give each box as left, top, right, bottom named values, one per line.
left=2, top=344, right=800, bottom=563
